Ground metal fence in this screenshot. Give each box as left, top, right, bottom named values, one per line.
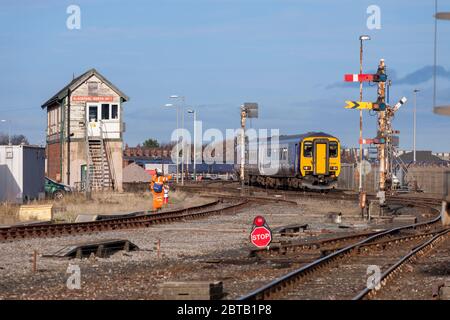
left=337, top=163, right=356, bottom=190
left=339, top=162, right=448, bottom=195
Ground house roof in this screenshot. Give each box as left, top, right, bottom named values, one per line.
left=397, top=151, right=448, bottom=165
left=41, top=68, right=129, bottom=109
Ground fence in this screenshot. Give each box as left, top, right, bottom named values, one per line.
left=339, top=162, right=448, bottom=195
left=338, top=163, right=379, bottom=193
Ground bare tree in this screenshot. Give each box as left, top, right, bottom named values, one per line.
left=0, top=132, right=29, bottom=145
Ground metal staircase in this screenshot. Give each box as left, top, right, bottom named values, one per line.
left=83, top=119, right=115, bottom=191
left=392, top=148, right=411, bottom=188
left=87, top=139, right=113, bottom=190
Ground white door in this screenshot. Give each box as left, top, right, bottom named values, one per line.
left=87, top=103, right=100, bottom=137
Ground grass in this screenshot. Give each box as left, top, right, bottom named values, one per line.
left=54, top=191, right=209, bottom=222
left=0, top=191, right=210, bottom=224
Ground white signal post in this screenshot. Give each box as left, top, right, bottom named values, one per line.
left=359, top=35, right=371, bottom=216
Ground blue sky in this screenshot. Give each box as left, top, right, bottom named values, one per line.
left=1, top=0, right=450, bottom=151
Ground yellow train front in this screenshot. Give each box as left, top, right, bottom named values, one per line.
left=246, top=132, right=341, bottom=190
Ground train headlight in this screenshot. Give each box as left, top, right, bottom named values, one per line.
left=330, top=166, right=338, bottom=170
left=303, top=166, right=312, bottom=170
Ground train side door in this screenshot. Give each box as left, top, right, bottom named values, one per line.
left=314, top=141, right=328, bottom=175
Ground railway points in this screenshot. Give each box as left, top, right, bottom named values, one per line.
left=1, top=1, right=449, bottom=306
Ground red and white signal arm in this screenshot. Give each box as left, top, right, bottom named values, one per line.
left=250, top=216, right=272, bottom=248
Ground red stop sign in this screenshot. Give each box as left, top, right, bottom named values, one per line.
left=250, top=226, right=272, bottom=248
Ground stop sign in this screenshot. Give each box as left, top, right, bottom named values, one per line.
left=250, top=226, right=272, bottom=248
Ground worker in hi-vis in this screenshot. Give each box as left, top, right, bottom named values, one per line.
left=150, top=169, right=171, bottom=211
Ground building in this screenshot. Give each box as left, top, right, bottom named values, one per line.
left=0, top=145, right=45, bottom=203
left=41, top=69, right=129, bottom=191
left=123, top=145, right=235, bottom=178
left=396, top=150, right=449, bottom=166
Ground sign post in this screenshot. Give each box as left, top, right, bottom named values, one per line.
left=250, top=216, right=272, bottom=248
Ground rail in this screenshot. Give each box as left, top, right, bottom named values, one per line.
left=239, top=198, right=442, bottom=300
left=0, top=199, right=248, bottom=242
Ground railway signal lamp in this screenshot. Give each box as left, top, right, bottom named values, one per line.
left=253, top=216, right=266, bottom=227
left=372, top=102, right=386, bottom=111
left=372, top=73, right=387, bottom=82
left=372, top=137, right=386, bottom=144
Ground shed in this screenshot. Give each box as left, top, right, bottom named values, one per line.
left=0, top=145, right=45, bottom=203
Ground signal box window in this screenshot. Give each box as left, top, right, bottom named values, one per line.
left=303, top=142, right=313, bottom=157
left=111, top=104, right=119, bottom=119
left=329, top=142, right=338, bottom=158
left=101, top=104, right=110, bottom=120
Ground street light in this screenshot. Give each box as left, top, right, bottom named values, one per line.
left=359, top=35, right=371, bottom=41
left=187, top=109, right=197, bottom=181
left=169, top=95, right=186, bottom=185
left=432, top=1, right=450, bottom=114
left=164, top=103, right=179, bottom=183
left=358, top=35, right=371, bottom=213
left=0, top=119, right=11, bottom=145
left=413, top=89, right=420, bottom=163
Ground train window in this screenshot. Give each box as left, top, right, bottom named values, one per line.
left=329, top=142, right=338, bottom=158
left=303, top=142, right=313, bottom=157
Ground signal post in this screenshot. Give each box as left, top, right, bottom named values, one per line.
left=376, top=59, right=387, bottom=192
left=344, top=58, right=408, bottom=210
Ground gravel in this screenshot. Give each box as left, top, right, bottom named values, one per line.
left=0, top=196, right=394, bottom=300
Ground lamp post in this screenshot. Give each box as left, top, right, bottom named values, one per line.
left=413, top=89, right=420, bottom=163
left=187, top=109, right=197, bottom=181
left=170, top=95, right=186, bottom=185
left=164, top=103, right=179, bottom=183
left=358, top=35, right=370, bottom=214
left=1, top=119, right=11, bottom=145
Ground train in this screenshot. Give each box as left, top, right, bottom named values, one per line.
left=241, top=132, right=341, bottom=190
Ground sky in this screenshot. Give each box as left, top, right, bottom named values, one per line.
left=1, top=0, right=450, bottom=152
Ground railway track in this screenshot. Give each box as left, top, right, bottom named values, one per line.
left=0, top=199, right=248, bottom=242
left=177, top=183, right=441, bottom=205
left=239, top=197, right=447, bottom=300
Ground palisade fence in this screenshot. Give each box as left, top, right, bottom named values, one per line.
left=339, top=162, right=447, bottom=195
left=338, top=163, right=379, bottom=192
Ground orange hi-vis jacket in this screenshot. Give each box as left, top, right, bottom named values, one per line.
left=150, top=174, right=172, bottom=211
